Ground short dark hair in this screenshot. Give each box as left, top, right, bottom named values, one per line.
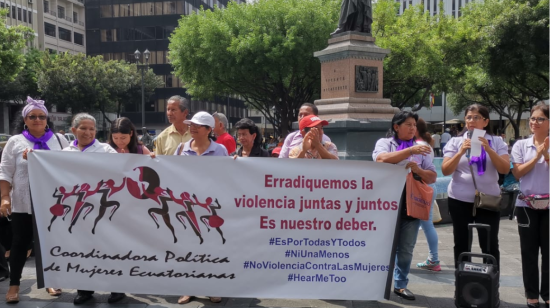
left=463, top=104, right=492, bottom=135
left=108, top=117, right=142, bottom=153
left=12, top=107, right=55, bottom=135
left=301, top=103, right=318, bottom=116
left=388, top=111, right=418, bottom=139
left=531, top=103, right=549, bottom=118
left=235, top=118, right=262, bottom=146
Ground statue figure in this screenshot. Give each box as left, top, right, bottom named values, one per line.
left=331, top=0, right=373, bottom=36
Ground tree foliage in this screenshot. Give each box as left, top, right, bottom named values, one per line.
left=446, top=0, right=549, bottom=139
left=0, top=9, right=34, bottom=82
left=37, top=53, right=162, bottom=123
left=373, top=0, right=473, bottom=110
left=0, top=48, right=43, bottom=104
left=169, top=0, right=340, bottom=135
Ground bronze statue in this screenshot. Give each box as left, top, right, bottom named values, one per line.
left=331, top=0, right=373, bottom=35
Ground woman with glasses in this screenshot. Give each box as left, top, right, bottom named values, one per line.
left=0, top=97, right=69, bottom=303
left=441, top=104, right=509, bottom=269
left=511, top=104, right=549, bottom=308
left=174, top=111, right=226, bottom=304
left=373, top=111, right=436, bottom=301
left=234, top=118, right=269, bottom=157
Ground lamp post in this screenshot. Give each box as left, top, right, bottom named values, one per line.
left=134, top=49, right=150, bottom=131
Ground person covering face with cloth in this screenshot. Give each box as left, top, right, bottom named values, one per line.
left=0, top=97, right=69, bottom=303
left=441, top=104, right=509, bottom=270
left=372, top=111, right=436, bottom=301
left=510, top=103, right=549, bottom=308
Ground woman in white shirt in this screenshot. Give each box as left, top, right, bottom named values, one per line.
left=62, top=113, right=124, bottom=305
left=0, top=97, right=69, bottom=303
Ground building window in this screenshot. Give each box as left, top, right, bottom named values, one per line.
left=23, top=9, right=27, bottom=22
left=59, top=27, right=71, bottom=42
left=11, top=6, right=15, bottom=18
left=73, top=11, right=78, bottom=23
left=113, top=4, right=119, bottom=17
left=100, top=29, right=117, bottom=42
left=163, top=1, right=176, bottom=14
left=141, top=2, right=154, bottom=15
left=74, top=32, right=84, bottom=45
left=43, top=0, right=49, bottom=13
left=155, top=2, right=162, bottom=14
left=100, top=5, right=112, bottom=17
left=45, top=22, right=56, bottom=37
left=28, top=11, right=32, bottom=23
left=17, top=7, right=21, bottom=20
left=57, top=5, right=65, bottom=18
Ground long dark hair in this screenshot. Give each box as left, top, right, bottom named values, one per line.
left=416, top=118, right=432, bottom=144
left=461, top=104, right=492, bottom=136
left=108, top=117, right=141, bottom=153
left=387, top=110, right=419, bottom=139
left=234, top=118, right=262, bottom=147
left=12, top=108, right=55, bottom=135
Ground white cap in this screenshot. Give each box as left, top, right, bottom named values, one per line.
left=445, top=128, right=450, bottom=132
left=184, top=111, right=215, bottom=128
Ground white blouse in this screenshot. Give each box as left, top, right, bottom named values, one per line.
left=63, top=140, right=117, bottom=153
left=0, top=133, right=69, bottom=214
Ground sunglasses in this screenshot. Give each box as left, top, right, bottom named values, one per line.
left=27, top=115, right=47, bottom=121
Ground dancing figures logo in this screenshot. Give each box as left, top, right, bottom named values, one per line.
left=47, top=166, right=226, bottom=244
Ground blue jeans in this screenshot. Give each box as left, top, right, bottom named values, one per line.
left=394, top=219, right=421, bottom=289
left=419, top=184, right=439, bottom=262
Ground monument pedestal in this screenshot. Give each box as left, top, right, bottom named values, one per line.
left=314, top=32, right=398, bottom=160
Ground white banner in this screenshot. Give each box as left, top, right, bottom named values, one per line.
left=29, top=151, right=407, bottom=300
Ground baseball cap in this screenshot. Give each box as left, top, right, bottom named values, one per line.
left=184, top=111, right=215, bottom=128
left=299, top=115, right=329, bottom=132
left=272, top=147, right=282, bottom=156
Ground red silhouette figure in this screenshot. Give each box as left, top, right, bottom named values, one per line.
left=68, top=181, right=102, bottom=233
left=126, top=167, right=177, bottom=243
left=200, top=198, right=226, bottom=244
left=47, top=185, right=79, bottom=231
left=167, top=189, right=209, bottom=244
left=92, top=178, right=126, bottom=234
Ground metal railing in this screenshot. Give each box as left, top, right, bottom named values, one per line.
left=65, top=16, right=72, bottom=22
left=48, top=11, right=56, bottom=17
left=78, top=21, right=84, bottom=26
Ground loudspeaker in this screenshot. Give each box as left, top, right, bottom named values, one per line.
left=455, top=224, right=500, bottom=308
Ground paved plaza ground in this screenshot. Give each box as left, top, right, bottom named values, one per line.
left=0, top=218, right=535, bottom=308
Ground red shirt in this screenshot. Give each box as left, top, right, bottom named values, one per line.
left=215, top=132, right=236, bottom=154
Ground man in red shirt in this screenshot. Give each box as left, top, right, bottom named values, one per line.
left=212, top=112, right=236, bottom=154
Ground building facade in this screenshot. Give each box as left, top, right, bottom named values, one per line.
left=84, top=0, right=247, bottom=130
left=397, top=0, right=472, bottom=17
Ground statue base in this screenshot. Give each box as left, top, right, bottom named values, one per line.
left=313, top=32, right=397, bottom=160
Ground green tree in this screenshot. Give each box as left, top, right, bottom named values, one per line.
left=446, top=0, right=549, bottom=139
left=169, top=0, right=340, bottom=135
left=373, top=0, right=473, bottom=110
left=37, top=53, right=162, bottom=123
left=0, top=9, right=34, bottom=82
left=0, top=49, right=45, bottom=104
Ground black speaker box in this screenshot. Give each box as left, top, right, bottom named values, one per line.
left=455, top=224, right=500, bottom=308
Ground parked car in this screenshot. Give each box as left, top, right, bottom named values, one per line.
left=63, top=133, right=76, bottom=143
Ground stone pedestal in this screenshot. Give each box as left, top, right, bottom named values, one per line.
left=313, top=32, right=399, bottom=160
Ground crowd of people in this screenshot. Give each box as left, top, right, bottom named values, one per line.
left=0, top=95, right=547, bottom=308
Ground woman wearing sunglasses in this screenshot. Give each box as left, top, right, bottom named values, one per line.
left=0, top=97, right=69, bottom=303
left=511, top=103, right=549, bottom=308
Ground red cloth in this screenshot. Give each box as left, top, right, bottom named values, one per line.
left=216, top=132, right=236, bottom=154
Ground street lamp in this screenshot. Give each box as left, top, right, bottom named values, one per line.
left=134, top=48, right=150, bottom=131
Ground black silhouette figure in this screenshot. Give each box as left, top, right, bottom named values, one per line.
left=200, top=198, right=226, bottom=244
left=92, top=178, right=126, bottom=234
left=127, top=166, right=177, bottom=243
left=68, top=182, right=101, bottom=233
left=167, top=189, right=205, bottom=244
left=48, top=185, right=79, bottom=231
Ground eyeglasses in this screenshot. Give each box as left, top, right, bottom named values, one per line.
left=465, top=115, right=485, bottom=122
left=27, top=115, right=47, bottom=121
left=529, top=117, right=548, bottom=124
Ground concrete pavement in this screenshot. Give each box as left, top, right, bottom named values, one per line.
left=0, top=219, right=535, bottom=308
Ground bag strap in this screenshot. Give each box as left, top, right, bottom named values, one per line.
left=176, top=143, right=184, bottom=155
left=467, top=156, right=479, bottom=192
left=54, top=133, right=63, bottom=149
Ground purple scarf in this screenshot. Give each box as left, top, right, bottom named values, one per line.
left=22, top=130, right=54, bottom=150
left=394, top=137, right=415, bottom=152
left=73, top=139, right=96, bottom=152
left=469, top=140, right=492, bottom=176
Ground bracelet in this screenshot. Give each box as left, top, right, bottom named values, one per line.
left=409, top=148, right=413, bottom=156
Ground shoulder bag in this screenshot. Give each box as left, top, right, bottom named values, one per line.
left=518, top=193, right=549, bottom=210
left=467, top=156, right=502, bottom=216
